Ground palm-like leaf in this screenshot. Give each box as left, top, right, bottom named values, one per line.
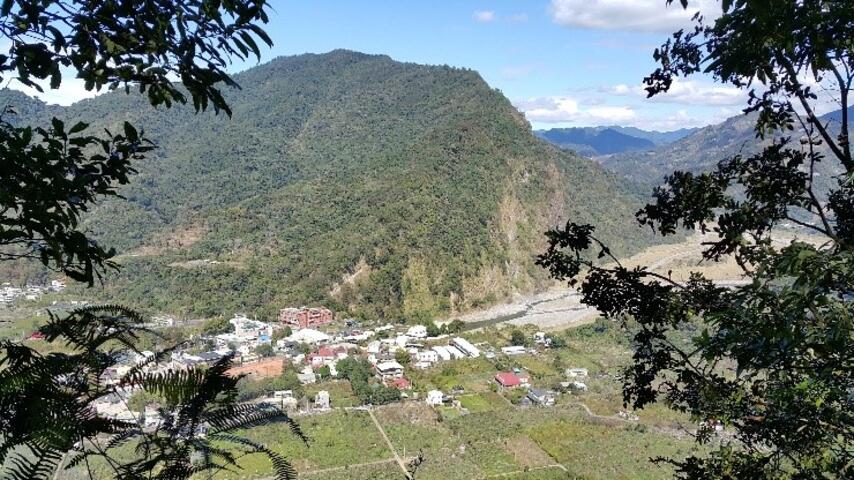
left=1, top=305, right=304, bottom=480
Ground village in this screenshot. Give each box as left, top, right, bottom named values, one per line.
left=8, top=287, right=712, bottom=479
left=61, top=305, right=598, bottom=427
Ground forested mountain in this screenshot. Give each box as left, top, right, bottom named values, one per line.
left=535, top=127, right=655, bottom=156
left=1, top=50, right=661, bottom=321
left=605, top=126, right=698, bottom=145
left=602, top=109, right=850, bottom=188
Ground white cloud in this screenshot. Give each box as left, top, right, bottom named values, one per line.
left=473, top=10, right=496, bottom=23
left=514, top=96, right=638, bottom=124
left=549, top=0, right=719, bottom=33
left=513, top=93, right=735, bottom=130
left=9, top=76, right=101, bottom=106
left=604, top=79, right=747, bottom=107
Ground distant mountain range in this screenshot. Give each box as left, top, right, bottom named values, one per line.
left=535, top=126, right=698, bottom=157
left=601, top=108, right=851, bottom=187
left=0, top=50, right=662, bottom=322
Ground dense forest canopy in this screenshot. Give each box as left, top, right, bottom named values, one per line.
left=1, top=50, right=664, bottom=321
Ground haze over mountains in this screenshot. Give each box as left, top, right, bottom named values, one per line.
left=601, top=107, right=851, bottom=187
left=0, top=50, right=662, bottom=321
left=535, top=126, right=697, bottom=157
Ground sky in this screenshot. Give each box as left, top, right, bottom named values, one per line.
left=9, top=0, right=751, bottom=132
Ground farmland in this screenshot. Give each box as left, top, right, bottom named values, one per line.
left=202, top=321, right=702, bottom=480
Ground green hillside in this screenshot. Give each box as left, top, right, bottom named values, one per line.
left=602, top=109, right=849, bottom=188
left=2, top=50, right=661, bottom=321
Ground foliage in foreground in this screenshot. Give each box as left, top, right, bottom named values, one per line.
left=0, top=305, right=306, bottom=480
left=539, top=1, right=853, bottom=478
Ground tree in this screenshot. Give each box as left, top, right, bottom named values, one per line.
left=425, top=321, right=442, bottom=337
left=255, top=343, right=275, bottom=358
left=316, top=364, right=331, bottom=380
left=538, top=2, right=853, bottom=478
left=446, top=319, right=465, bottom=334
left=203, top=316, right=234, bottom=335
left=509, top=329, right=527, bottom=347
left=546, top=334, right=567, bottom=349
left=272, top=325, right=293, bottom=341
left=395, top=348, right=412, bottom=367
left=0, top=2, right=308, bottom=479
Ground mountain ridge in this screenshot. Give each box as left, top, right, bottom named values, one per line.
left=1, top=50, right=663, bottom=321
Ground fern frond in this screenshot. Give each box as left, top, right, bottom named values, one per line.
left=207, top=433, right=299, bottom=480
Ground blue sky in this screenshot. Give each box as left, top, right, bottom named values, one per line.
left=13, top=0, right=747, bottom=131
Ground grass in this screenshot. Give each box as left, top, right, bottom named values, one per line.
left=458, top=394, right=493, bottom=412
left=217, top=410, right=391, bottom=478
left=304, top=380, right=360, bottom=408
left=527, top=419, right=699, bottom=480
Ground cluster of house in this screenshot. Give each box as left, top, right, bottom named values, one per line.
left=422, top=365, right=589, bottom=410
left=1, top=280, right=65, bottom=305
left=85, top=305, right=594, bottom=423
left=274, top=323, right=483, bottom=391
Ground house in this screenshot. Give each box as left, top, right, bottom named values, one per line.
left=279, top=307, right=333, bottom=329
left=229, top=314, right=272, bottom=339
left=297, top=366, right=316, bottom=384
left=416, top=350, right=438, bottom=363
left=406, top=325, right=428, bottom=339
left=494, top=372, right=530, bottom=388
left=426, top=390, right=445, bottom=406
left=534, top=332, right=547, bottom=344
left=308, top=345, right=348, bottom=367
left=445, top=345, right=466, bottom=359
left=390, top=377, right=411, bottom=390
left=286, top=328, right=331, bottom=345
left=432, top=346, right=452, bottom=361
left=501, top=346, right=527, bottom=356
left=566, top=368, right=589, bottom=378
left=197, top=351, right=224, bottom=365
left=451, top=337, right=480, bottom=358
left=527, top=388, right=556, bottom=406
left=314, top=390, right=330, bottom=410
left=366, top=340, right=382, bottom=354
left=375, top=360, right=405, bottom=380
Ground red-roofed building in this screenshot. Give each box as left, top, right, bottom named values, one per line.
left=390, top=377, right=411, bottom=390
left=494, top=372, right=530, bottom=388
left=307, top=345, right=348, bottom=367
left=279, top=307, right=333, bottom=329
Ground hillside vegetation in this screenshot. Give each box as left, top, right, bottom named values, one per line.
left=603, top=108, right=851, bottom=188
left=1, top=50, right=662, bottom=321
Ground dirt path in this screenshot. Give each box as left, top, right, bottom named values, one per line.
left=368, top=408, right=410, bottom=478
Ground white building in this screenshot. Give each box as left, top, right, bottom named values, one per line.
left=406, top=325, right=428, bottom=339
left=416, top=350, right=438, bottom=363
left=451, top=337, right=480, bottom=358
left=297, top=366, right=316, bottom=384
left=375, top=360, right=404, bottom=380
left=445, top=345, right=466, bottom=359
left=426, top=390, right=444, bottom=406
left=566, top=368, right=589, bottom=378
left=287, top=328, right=331, bottom=345
left=432, top=346, right=452, bottom=361
left=501, top=346, right=527, bottom=356
left=314, top=390, right=330, bottom=410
